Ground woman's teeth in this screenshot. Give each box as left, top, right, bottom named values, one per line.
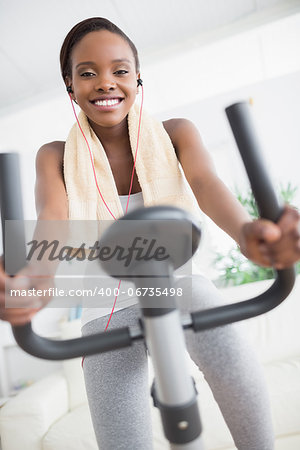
left=94, top=99, right=120, bottom=106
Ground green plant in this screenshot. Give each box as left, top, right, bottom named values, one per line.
left=236, top=183, right=299, bottom=220
left=214, top=247, right=281, bottom=287
left=279, top=182, right=299, bottom=205
left=214, top=183, right=300, bottom=287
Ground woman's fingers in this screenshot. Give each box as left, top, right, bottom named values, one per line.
left=269, top=206, right=300, bottom=268
left=277, top=205, right=300, bottom=233
left=1, top=259, right=54, bottom=324
left=240, top=220, right=281, bottom=266
left=240, top=205, right=300, bottom=268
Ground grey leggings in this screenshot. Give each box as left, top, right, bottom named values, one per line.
left=82, top=275, right=274, bottom=450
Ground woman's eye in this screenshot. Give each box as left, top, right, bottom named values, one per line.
left=80, top=72, right=95, bottom=77
left=114, top=70, right=129, bottom=75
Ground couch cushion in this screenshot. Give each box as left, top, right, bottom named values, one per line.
left=274, top=434, right=300, bottom=450
left=0, top=372, right=69, bottom=450
left=265, top=356, right=300, bottom=438
left=42, top=403, right=97, bottom=450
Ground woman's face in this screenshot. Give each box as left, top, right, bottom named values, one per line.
left=68, top=30, right=139, bottom=130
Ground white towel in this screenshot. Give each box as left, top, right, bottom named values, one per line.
left=63, top=103, right=202, bottom=222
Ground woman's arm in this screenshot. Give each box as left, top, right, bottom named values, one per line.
left=163, top=119, right=251, bottom=242
left=0, top=142, right=69, bottom=325
left=31, top=141, right=69, bottom=272
left=35, top=141, right=68, bottom=220
left=163, top=118, right=300, bottom=269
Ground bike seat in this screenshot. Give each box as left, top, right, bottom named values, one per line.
left=98, top=205, right=201, bottom=279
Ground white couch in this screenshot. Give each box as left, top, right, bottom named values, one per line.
left=1, top=276, right=300, bottom=450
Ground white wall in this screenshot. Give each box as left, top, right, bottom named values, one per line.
left=0, top=94, right=76, bottom=220
left=157, top=70, right=300, bottom=204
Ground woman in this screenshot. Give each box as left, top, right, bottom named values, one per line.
left=1, top=17, right=300, bottom=449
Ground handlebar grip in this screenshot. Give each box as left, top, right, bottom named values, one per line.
left=191, top=268, right=295, bottom=332
left=225, top=102, right=282, bottom=222
left=0, top=153, right=27, bottom=274
left=12, top=323, right=133, bottom=360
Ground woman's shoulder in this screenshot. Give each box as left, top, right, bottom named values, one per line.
left=36, top=141, right=66, bottom=173
left=162, top=118, right=202, bottom=151
left=162, top=117, right=195, bottom=134
left=36, top=140, right=65, bottom=163
left=37, top=140, right=65, bottom=157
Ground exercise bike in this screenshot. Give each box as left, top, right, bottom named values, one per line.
left=0, top=102, right=295, bottom=449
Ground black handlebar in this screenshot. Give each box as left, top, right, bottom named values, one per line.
left=0, top=153, right=27, bottom=275
left=226, top=102, right=282, bottom=222
left=190, top=102, right=295, bottom=332
left=12, top=325, right=133, bottom=360
left=0, top=101, right=295, bottom=360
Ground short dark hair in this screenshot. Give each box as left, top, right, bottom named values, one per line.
left=60, top=17, right=140, bottom=83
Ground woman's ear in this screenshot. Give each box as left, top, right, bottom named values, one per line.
left=137, top=73, right=142, bottom=93
left=65, top=77, right=75, bottom=99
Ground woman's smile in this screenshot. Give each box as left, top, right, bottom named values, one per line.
left=90, top=96, right=124, bottom=110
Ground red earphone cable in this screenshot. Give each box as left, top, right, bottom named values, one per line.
left=125, top=84, right=144, bottom=214
left=68, top=95, right=117, bottom=220
left=104, top=85, right=144, bottom=330
left=68, top=86, right=144, bottom=332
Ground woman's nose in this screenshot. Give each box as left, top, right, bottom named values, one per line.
left=94, top=75, right=116, bottom=91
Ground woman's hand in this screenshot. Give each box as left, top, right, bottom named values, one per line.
left=0, top=257, right=54, bottom=326
left=239, top=205, right=300, bottom=269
